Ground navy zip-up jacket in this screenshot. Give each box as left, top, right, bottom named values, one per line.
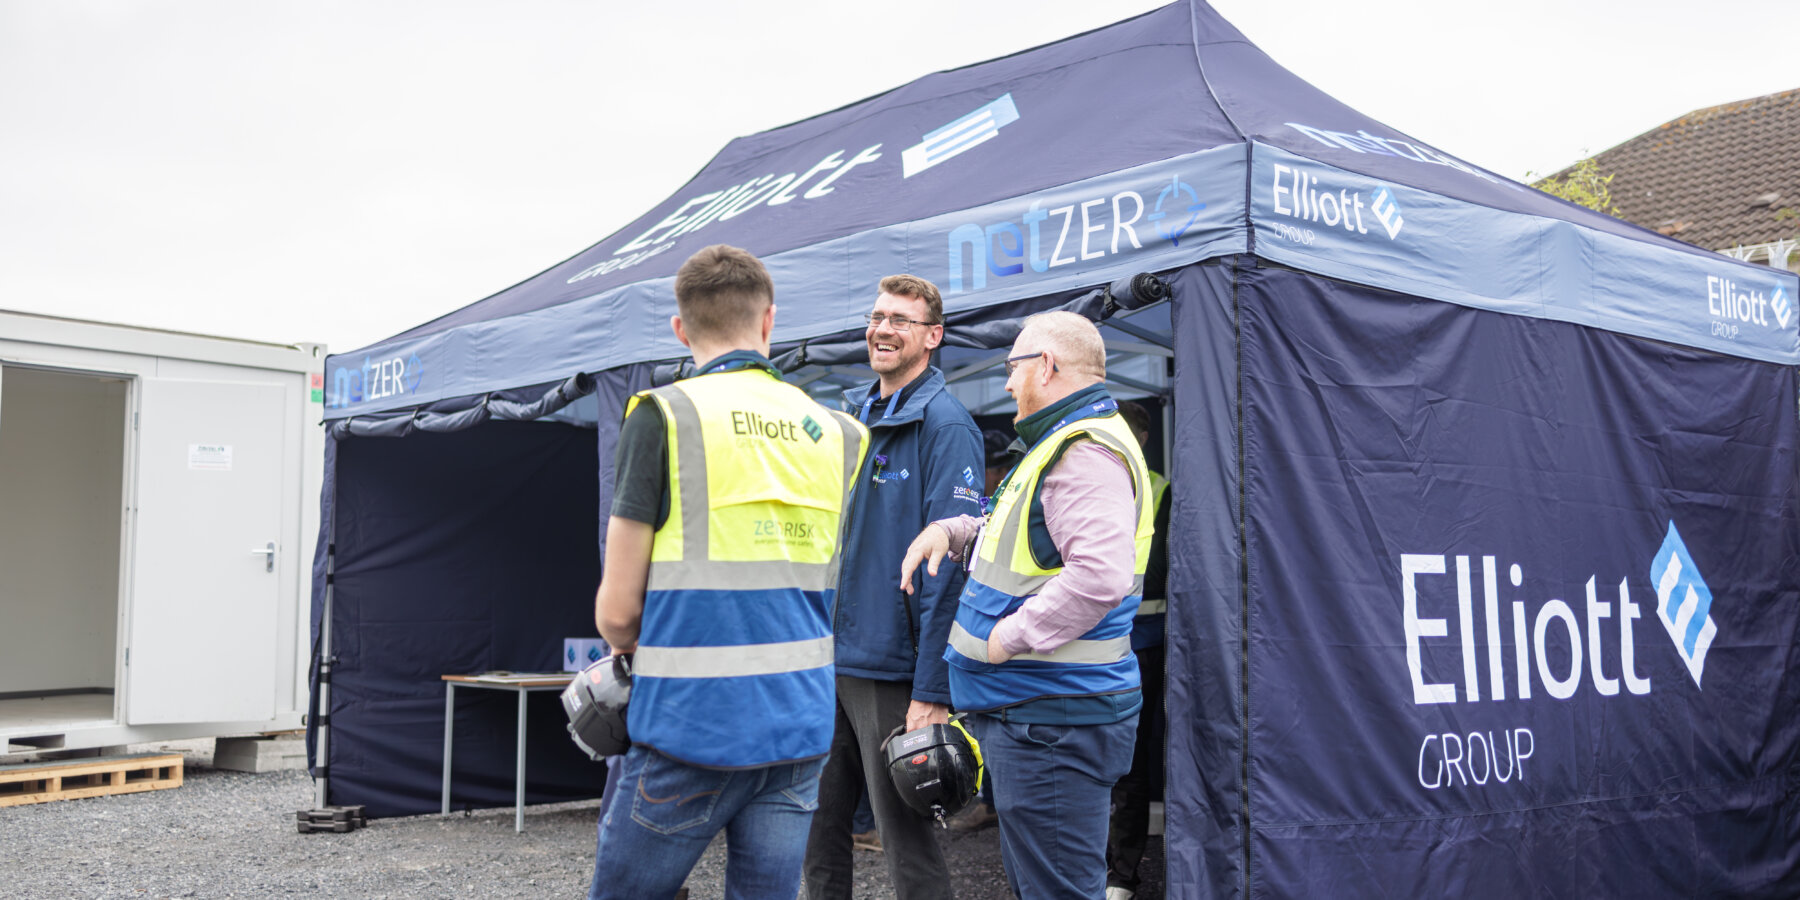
left=831, top=367, right=984, bottom=704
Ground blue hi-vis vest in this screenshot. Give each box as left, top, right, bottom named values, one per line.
left=944, top=409, right=1154, bottom=712
left=627, top=366, right=868, bottom=768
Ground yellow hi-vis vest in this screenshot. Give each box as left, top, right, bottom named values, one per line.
left=944, top=408, right=1154, bottom=712
left=1138, top=469, right=1170, bottom=617
left=626, top=365, right=868, bottom=768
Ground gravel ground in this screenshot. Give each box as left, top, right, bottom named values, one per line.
left=0, top=739, right=1164, bottom=899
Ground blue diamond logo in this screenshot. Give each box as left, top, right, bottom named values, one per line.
left=1649, top=521, right=1718, bottom=688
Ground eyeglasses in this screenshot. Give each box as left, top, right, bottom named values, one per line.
left=864, top=313, right=938, bottom=331
left=1004, top=351, right=1058, bottom=376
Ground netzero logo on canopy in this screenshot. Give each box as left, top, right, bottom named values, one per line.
left=1283, top=121, right=1501, bottom=185
left=1649, top=522, right=1717, bottom=687
left=903, top=94, right=1020, bottom=179
left=328, top=353, right=423, bottom=409
left=943, top=173, right=1205, bottom=295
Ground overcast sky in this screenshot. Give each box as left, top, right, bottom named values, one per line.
left=4, top=0, right=1796, bottom=355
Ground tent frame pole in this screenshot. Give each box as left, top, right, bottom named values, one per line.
left=314, top=530, right=336, bottom=808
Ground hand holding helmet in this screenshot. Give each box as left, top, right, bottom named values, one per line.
left=561, top=653, right=633, bottom=760
left=882, top=715, right=984, bottom=825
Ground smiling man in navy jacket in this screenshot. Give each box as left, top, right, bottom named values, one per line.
left=803, top=275, right=984, bottom=900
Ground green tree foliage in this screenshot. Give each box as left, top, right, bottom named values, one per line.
left=1529, top=156, right=1620, bottom=216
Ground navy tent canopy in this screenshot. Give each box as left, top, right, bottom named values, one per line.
left=311, top=2, right=1800, bottom=897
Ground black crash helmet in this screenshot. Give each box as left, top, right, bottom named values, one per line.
left=561, top=653, right=632, bottom=760
left=883, top=718, right=984, bottom=824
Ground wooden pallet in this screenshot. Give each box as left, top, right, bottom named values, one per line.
left=0, top=753, right=183, bottom=808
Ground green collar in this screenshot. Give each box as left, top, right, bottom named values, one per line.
left=1013, top=384, right=1112, bottom=448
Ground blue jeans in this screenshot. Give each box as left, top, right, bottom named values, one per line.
left=588, top=746, right=825, bottom=900
left=969, top=712, right=1138, bottom=900
left=585, top=756, right=625, bottom=899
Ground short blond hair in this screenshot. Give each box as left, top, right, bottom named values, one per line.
left=1019, top=311, right=1104, bottom=381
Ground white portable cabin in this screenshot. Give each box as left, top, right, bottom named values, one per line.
left=0, top=309, right=324, bottom=753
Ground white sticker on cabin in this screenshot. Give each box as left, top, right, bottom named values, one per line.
left=188, top=444, right=233, bottom=471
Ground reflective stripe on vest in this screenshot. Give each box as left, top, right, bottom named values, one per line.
left=635, top=635, right=836, bottom=678
left=946, top=623, right=1131, bottom=665
left=626, top=367, right=868, bottom=767
left=945, top=408, right=1155, bottom=712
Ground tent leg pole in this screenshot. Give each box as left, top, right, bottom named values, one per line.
left=516, top=687, right=528, bottom=833
left=315, top=541, right=334, bottom=810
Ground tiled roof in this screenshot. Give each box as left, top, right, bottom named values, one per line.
left=1577, top=88, right=1800, bottom=253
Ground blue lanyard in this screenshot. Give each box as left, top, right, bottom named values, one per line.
left=858, top=390, right=902, bottom=425
left=697, top=355, right=777, bottom=378
left=983, top=397, right=1120, bottom=515
left=1046, top=397, right=1118, bottom=435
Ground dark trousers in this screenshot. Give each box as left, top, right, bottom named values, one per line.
left=803, top=676, right=952, bottom=900
left=1107, top=643, right=1167, bottom=891
left=969, top=710, right=1138, bottom=900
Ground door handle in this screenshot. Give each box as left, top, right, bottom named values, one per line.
left=250, top=541, right=276, bottom=573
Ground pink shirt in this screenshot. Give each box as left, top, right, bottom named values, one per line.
left=936, top=440, right=1139, bottom=656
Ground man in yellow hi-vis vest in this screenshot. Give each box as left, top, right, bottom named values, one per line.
left=901, top=311, right=1155, bottom=899
left=590, top=245, right=868, bottom=900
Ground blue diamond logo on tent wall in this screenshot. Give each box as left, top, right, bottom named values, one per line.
left=1772, top=283, right=1792, bottom=329
left=1649, top=521, right=1719, bottom=688
left=587, top=645, right=603, bottom=663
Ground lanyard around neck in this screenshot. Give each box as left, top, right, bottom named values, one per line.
left=986, top=396, right=1119, bottom=514
left=1047, top=397, right=1118, bottom=436
left=697, top=355, right=776, bottom=378
left=858, top=389, right=902, bottom=425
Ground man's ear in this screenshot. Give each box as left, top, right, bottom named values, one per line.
left=761, top=303, right=777, bottom=343
left=671, top=314, right=690, bottom=349
left=923, top=323, right=944, bottom=352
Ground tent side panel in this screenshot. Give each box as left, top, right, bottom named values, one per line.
left=326, top=421, right=603, bottom=818
left=1166, top=260, right=1249, bottom=899
left=1238, top=265, right=1800, bottom=897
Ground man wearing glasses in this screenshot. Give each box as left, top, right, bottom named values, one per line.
left=804, top=275, right=983, bottom=900
left=900, top=311, right=1155, bottom=900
